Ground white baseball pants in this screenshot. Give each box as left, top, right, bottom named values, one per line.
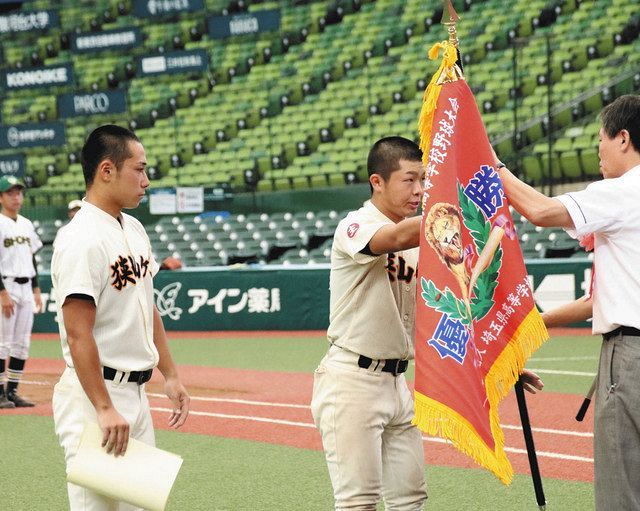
left=311, top=345, right=428, bottom=510
left=52, top=367, right=155, bottom=511
left=0, top=278, right=34, bottom=360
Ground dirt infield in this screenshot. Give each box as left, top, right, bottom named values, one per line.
left=8, top=357, right=594, bottom=484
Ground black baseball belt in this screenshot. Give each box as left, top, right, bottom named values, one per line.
left=3, top=277, right=30, bottom=284
left=358, top=355, right=408, bottom=376
left=103, top=366, right=153, bottom=385
left=603, top=326, right=640, bottom=341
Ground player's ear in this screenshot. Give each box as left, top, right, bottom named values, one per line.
left=96, top=159, right=114, bottom=182
left=370, top=173, right=384, bottom=193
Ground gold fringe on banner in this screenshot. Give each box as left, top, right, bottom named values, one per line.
left=418, top=41, right=460, bottom=163
left=413, top=308, right=548, bottom=484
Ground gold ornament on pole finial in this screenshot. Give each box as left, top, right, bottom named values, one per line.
left=433, top=0, right=464, bottom=84
left=418, top=0, right=465, bottom=158
left=442, top=0, right=460, bottom=48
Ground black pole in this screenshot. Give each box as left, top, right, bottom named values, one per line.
left=455, top=48, right=463, bottom=73
left=515, top=379, right=546, bottom=509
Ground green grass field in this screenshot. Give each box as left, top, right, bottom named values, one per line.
left=3, top=333, right=600, bottom=510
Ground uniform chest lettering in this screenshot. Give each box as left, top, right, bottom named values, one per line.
left=110, top=254, right=149, bottom=291
left=4, top=235, right=30, bottom=248
left=385, top=253, right=415, bottom=283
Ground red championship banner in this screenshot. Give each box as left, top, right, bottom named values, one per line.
left=413, top=42, right=549, bottom=484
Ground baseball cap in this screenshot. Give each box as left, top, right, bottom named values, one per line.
left=0, top=175, right=25, bottom=193
left=68, top=199, right=83, bottom=211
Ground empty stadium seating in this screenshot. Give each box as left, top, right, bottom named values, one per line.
left=1, top=0, right=636, bottom=269
left=1, top=0, right=638, bottom=196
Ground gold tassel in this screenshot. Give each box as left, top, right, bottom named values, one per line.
left=418, top=41, right=460, bottom=164
left=413, top=308, right=549, bottom=485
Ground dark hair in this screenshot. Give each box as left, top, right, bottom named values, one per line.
left=600, top=94, right=640, bottom=152
left=80, top=125, right=140, bottom=187
left=367, top=136, right=423, bottom=191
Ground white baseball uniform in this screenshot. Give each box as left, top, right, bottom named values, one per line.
left=311, top=200, right=427, bottom=510
left=51, top=200, right=160, bottom=511
left=0, top=213, right=42, bottom=360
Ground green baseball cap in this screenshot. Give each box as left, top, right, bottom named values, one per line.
left=0, top=175, right=25, bottom=193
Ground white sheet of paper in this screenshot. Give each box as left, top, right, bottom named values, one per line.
left=67, top=422, right=183, bottom=511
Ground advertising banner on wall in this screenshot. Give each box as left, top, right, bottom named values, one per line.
left=133, top=0, right=204, bottom=18
left=0, top=10, right=59, bottom=34
left=30, top=261, right=592, bottom=333
left=149, top=188, right=177, bottom=215
left=176, top=187, right=204, bottom=213
left=71, top=27, right=142, bottom=53
left=34, top=268, right=331, bottom=332
left=137, top=49, right=208, bottom=77
left=57, top=90, right=127, bottom=118
left=2, top=63, right=73, bottom=91
left=0, top=154, right=26, bottom=178
left=208, top=9, right=281, bottom=39
left=0, top=122, right=65, bottom=149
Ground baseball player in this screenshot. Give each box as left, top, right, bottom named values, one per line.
left=311, top=136, right=428, bottom=510
left=51, top=125, right=190, bottom=510
left=311, top=137, right=543, bottom=510
left=0, top=175, right=42, bottom=409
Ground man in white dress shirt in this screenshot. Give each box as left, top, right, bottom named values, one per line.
left=495, top=94, right=640, bottom=510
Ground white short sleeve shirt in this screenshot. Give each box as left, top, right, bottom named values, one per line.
left=52, top=201, right=160, bottom=371
left=0, top=213, right=41, bottom=278
left=555, top=164, right=640, bottom=334
left=327, top=201, right=418, bottom=360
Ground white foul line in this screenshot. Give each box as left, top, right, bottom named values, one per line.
left=150, top=406, right=593, bottom=463
left=151, top=406, right=317, bottom=429
left=147, top=392, right=310, bottom=409
left=419, top=436, right=593, bottom=462
left=500, top=424, right=592, bottom=438
left=19, top=379, right=53, bottom=386
left=148, top=393, right=593, bottom=439
left=504, top=447, right=593, bottom=463
left=529, top=356, right=597, bottom=362
left=525, top=368, right=597, bottom=377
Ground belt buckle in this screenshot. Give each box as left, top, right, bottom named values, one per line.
left=136, top=371, right=147, bottom=385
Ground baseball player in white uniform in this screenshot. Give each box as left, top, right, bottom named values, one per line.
left=0, top=175, right=42, bottom=409
left=311, top=137, right=428, bottom=510
left=311, top=137, right=543, bottom=510
left=51, top=125, right=190, bottom=510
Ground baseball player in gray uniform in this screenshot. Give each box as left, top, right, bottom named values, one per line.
left=51, top=125, right=190, bottom=510
left=0, top=175, right=42, bottom=409
left=311, top=137, right=428, bottom=510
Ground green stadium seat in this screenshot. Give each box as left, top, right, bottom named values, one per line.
left=580, top=148, right=600, bottom=178
left=521, top=154, right=543, bottom=183
left=559, top=150, right=582, bottom=179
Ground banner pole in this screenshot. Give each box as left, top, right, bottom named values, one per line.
left=514, top=379, right=547, bottom=510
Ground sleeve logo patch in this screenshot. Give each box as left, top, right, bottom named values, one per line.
left=347, top=223, right=360, bottom=239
